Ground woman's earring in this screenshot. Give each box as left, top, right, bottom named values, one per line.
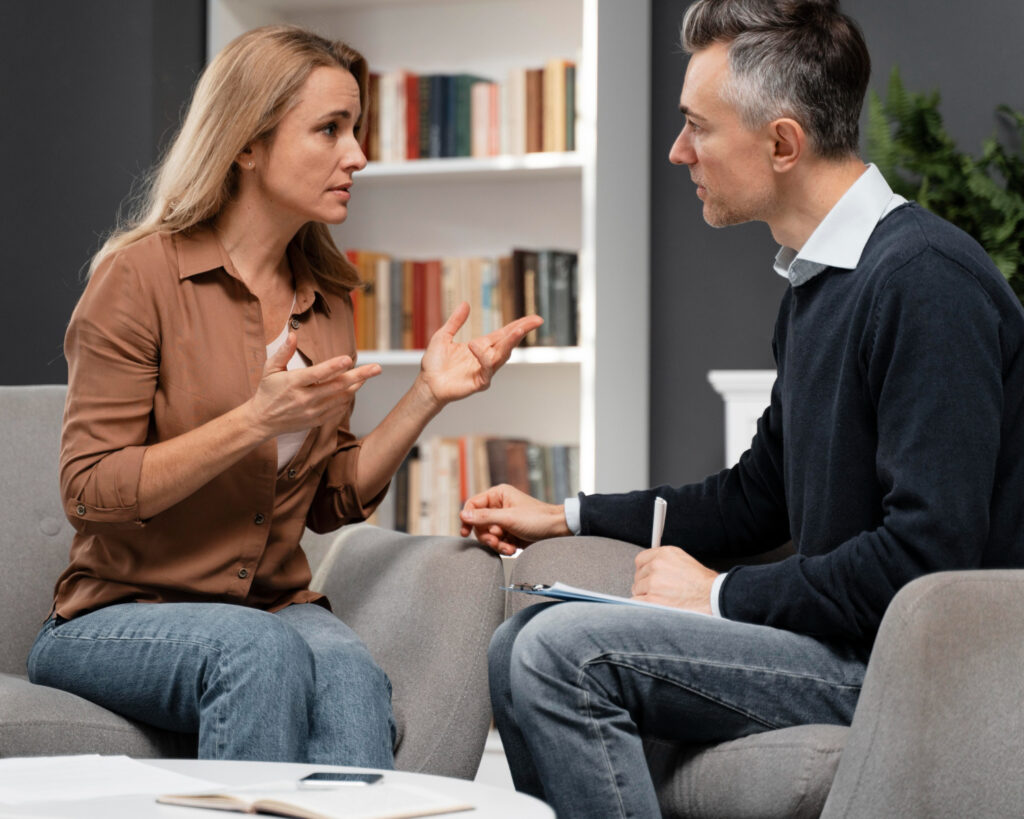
left=248, top=162, right=254, bottom=169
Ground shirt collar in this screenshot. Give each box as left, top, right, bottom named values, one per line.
left=774, top=163, right=907, bottom=287
left=174, top=225, right=330, bottom=317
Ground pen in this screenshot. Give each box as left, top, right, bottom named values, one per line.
left=650, top=496, right=667, bottom=549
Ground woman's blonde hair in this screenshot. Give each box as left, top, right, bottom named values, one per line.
left=90, top=25, right=369, bottom=290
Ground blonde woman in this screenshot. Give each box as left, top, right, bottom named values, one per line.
left=28, top=25, right=541, bottom=766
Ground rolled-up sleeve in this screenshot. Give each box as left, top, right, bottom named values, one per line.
left=60, top=251, right=160, bottom=531
left=305, top=433, right=388, bottom=533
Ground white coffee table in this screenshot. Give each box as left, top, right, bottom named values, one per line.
left=0, top=758, right=553, bottom=818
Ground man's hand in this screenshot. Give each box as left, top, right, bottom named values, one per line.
left=459, top=484, right=571, bottom=556
left=631, top=546, right=718, bottom=615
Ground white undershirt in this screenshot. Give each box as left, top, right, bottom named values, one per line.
left=265, top=315, right=311, bottom=471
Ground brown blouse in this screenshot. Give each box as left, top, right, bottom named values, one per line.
left=54, top=227, right=383, bottom=619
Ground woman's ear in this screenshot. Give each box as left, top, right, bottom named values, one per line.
left=235, top=145, right=256, bottom=170
left=769, top=118, right=805, bottom=173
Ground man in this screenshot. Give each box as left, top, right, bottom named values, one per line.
left=459, top=0, right=1024, bottom=816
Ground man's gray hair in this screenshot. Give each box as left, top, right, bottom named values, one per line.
left=681, top=0, right=870, bottom=158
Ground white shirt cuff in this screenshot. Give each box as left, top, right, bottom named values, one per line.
left=710, top=572, right=727, bottom=618
left=563, top=497, right=581, bottom=535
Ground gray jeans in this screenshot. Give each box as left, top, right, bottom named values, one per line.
left=489, top=601, right=866, bottom=818
left=28, top=601, right=395, bottom=765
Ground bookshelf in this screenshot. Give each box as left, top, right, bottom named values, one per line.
left=207, top=0, right=651, bottom=496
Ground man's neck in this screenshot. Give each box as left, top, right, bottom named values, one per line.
left=768, top=157, right=868, bottom=251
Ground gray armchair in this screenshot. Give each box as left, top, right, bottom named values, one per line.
left=508, top=537, right=1024, bottom=818
left=0, top=385, right=504, bottom=779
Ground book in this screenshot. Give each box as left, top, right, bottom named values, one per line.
left=550, top=250, right=577, bottom=346
left=525, top=68, right=544, bottom=153
left=157, top=782, right=473, bottom=819
left=405, top=72, right=420, bottom=160
left=543, top=58, right=569, bottom=153
left=503, top=67, right=527, bottom=156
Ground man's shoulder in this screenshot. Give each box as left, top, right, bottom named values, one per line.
left=867, top=204, right=996, bottom=275
left=861, top=204, right=1013, bottom=300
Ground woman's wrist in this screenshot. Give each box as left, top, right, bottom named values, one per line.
left=410, top=373, right=447, bottom=418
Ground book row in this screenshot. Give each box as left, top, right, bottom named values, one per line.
left=363, top=59, right=578, bottom=162
left=346, top=249, right=579, bottom=351
left=383, top=436, right=580, bottom=538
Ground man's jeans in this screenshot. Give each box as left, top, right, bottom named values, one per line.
left=28, top=602, right=395, bottom=766
left=490, top=601, right=866, bottom=818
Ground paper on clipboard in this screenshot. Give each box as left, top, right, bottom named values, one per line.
left=504, top=582, right=710, bottom=616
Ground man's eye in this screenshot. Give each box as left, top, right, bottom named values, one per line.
left=687, top=119, right=700, bottom=132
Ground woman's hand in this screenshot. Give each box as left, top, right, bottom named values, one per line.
left=247, top=331, right=381, bottom=440
left=417, top=303, right=543, bottom=409
left=460, top=483, right=571, bottom=556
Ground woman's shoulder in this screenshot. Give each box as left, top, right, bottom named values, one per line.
left=91, top=230, right=181, bottom=282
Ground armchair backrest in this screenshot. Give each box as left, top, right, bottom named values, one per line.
left=0, top=385, right=73, bottom=676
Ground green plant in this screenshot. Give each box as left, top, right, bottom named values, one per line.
left=866, top=67, right=1024, bottom=303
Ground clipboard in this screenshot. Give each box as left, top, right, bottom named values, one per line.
left=503, top=582, right=710, bottom=616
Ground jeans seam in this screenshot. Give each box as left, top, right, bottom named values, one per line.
left=580, top=654, right=833, bottom=734
left=579, top=671, right=630, bottom=818
left=599, top=650, right=862, bottom=692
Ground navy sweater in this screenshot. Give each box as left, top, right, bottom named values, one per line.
left=580, top=204, right=1024, bottom=650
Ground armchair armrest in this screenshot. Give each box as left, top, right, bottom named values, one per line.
left=311, top=525, right=506, bottom=780
left=822, top=570, right=1024, bottom=818
left=505, top=536, right=642, bottom=616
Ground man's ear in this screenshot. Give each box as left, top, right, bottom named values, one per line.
left=769, top=118, right=805, bottom=172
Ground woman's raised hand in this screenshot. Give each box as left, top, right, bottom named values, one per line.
left=417, top=303, right=543, bottom=407
left=247, top=331, right=382, bottom=439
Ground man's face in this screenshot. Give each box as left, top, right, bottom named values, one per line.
left=669, top=42, right=777, bottom=228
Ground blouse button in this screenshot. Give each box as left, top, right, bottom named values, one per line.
left=289, top=317, right=301, bottom=330
left=238, top=568, right=249, bottom=579
left=287, top=468, right=298, bottom=479
left=254, top=513, right=266, bottom=525
left=75, top=504, right=86, bottom=516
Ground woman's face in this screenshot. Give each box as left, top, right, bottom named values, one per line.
left=249, top=65, right=366, bottom=227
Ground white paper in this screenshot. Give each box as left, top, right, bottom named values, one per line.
left=0, top=756, right=223, bottom=805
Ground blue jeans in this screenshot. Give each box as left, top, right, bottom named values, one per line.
left=28, top=602, right=395, bottom=766
left=489, top=602, right=866, bottom=818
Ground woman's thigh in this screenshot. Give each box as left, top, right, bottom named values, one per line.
left=27, top=602, right=312, bottom=733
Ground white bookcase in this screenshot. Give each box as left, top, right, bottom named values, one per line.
left=207, top=0, right=651, bottom=495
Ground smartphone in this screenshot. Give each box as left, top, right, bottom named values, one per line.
left=299, top=772, right=383, bottom=788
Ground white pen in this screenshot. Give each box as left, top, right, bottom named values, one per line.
left=650, top=496, right=667, bottom=549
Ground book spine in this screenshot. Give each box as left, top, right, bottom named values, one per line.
left=428, top=74, right=445, bottom=159
left=405, top=72, right=420, bottom=160
left=525, top=68, right=544, bottom=153
left=389, top=259, right=404, bottom=350
left=471, top=81, right=490, bottom=158
left=550, top=251, right=576, bottom=346
left=375, top=254, right=390, bottom=350
left=443, top=75, right=457, bottom=158
left=534, top=250, right=553, bottom=346
left=418, top=75, right=432, bottom=158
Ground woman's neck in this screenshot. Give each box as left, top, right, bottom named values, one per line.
left=213, top=198, right=299, bottom=292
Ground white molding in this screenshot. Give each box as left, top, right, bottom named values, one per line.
left=707, top=370, right=776, bottom=467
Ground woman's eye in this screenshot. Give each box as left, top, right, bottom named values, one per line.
left=322, top=123, right=337, bottom=137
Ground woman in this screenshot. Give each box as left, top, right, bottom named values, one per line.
left=27, top=25, right=541, bottom=767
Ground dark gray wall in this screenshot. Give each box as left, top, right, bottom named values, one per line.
left=0, top=0, right=205, bottom=385
left=649, top=0, right=1024, bottom=485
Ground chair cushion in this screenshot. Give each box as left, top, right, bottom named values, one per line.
left=0, top=673, right=195, bottom=758
left=647, top=725, right=848, bottom=819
